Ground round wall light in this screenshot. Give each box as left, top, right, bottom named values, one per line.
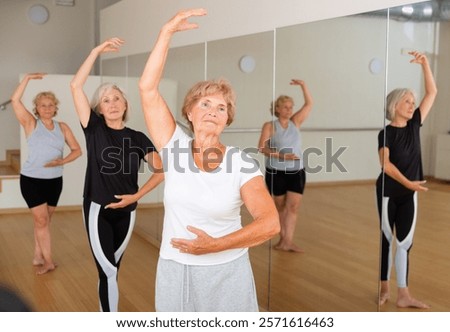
left=239, top=55, right=256, bottom=73
left=369, top=58, right=383, bottom=75
left=28, top=4, right=49, bottom=25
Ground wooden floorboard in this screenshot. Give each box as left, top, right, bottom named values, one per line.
left=1, top=181, right=449, bottom=312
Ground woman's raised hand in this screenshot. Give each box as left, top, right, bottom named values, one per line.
left=290, top=79, right=305, bottom=87
left=409, top=51, right=428, bottom=66
left=95, top=37, right=124, bottom=54
left=163, top=8, right=207, bottom=34
left=24, top=73, right=47, bottom=81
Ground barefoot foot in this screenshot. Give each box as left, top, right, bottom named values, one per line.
left=379, top=292, right=390, bottom=305
left=33, top=258, right=45, bottom=266
left=36, top=262, right=58, bottom=275
left=397, top=296, right=430, bottom=309
left=274, top=243, right=305, bottom=253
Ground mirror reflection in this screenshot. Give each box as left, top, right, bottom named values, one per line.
left=266, top=11, right=387, bottom=312
left=102, top=10, right=389, bottom=312
left=74, top=1, right=450, bottom=312
left=379, top=0, right=450, bottom=312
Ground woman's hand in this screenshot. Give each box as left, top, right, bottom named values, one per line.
left=409, top=50, right=437, bottom=123
left=94, top=37, right=124, bottom=55
left=24, top=73, right=47, bottom=81
left=289, top=79, right=313, bottom=127
left=170, top=226, right=217, bottom=255
left=279, top=152, right=300, bottom=160
left=409, top=51, right=428, bottom=66
left=408, top=180, right=428, bottom=192
left=290, top=79, right=305, bottom=87
left=105, top=194, right=137, bottom=209
left=44, top=158, right=64, bottom=167
left=163, top=8, right=207, bottom=35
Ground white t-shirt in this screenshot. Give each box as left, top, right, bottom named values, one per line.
left=159, top=126, right=262, bottom=265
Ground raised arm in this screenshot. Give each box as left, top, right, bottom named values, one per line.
left=379, top=147, right=427, bottom=192
left=408, top=51, right=437, bottom=123
left=290, top=79, right=313, bottom=128
left=139, top=8, right=207, bottom=150
left=10, top=73, right=44, bottom=135
left=70, top=38, right=124, bottom=128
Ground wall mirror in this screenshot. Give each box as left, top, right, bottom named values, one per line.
left=379, top=0, right=450, bottom=312
left=268, top=11, right=387, bottom=312
left=101, top=8, right=390, bottom=311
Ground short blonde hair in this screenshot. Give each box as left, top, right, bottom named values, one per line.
left=182, top=79, right=236, bottom=132
left=90, top=83, right=129, bottom=122
left=33, top=92, right=59, bottom=117
left=271, top=95, right=293, bottom=118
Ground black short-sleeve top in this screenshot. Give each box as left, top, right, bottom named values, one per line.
left=376, top=108, right=423, bottom=197
left=82, top=111, right=156, bottom=211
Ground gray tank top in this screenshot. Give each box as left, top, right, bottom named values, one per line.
left=21, top=119, right=64, bottom=179
left=265, top=119, right=303, bottom=171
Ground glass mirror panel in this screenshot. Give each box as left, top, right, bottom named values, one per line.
left=380, top=0, right=450, bottom=311
left=270, top=11, right=387, bottom=311
left=100, top=8, right=393, bottom=313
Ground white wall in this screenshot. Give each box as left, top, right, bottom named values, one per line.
left=99, top=0, right=424, bottom=58
left=0, top=0, right=97, bottom=160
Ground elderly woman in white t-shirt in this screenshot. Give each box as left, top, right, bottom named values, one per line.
left=138, top=8, right=279, bottom=311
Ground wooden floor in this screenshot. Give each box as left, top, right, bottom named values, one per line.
left=1, top=180, right=450, bottom=312
left=0, top=209, right=158, bottom=311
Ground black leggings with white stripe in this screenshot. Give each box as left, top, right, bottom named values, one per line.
left=82, top=199, right=136, bottom=312
left=376, top=191, right=417, bottom=288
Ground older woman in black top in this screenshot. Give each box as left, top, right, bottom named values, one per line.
left=70, top=38, right=164, bottom=312
left=376, top=51, right=437, bottom=309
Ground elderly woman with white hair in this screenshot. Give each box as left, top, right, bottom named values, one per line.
left=376, top=51, right=437, bottom=309
left=139, top=8, right=279, bottom=312
left=70, top=39, right=164, bottom=312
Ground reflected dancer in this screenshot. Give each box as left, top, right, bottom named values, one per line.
left=376, top=51, right=437, bottom=309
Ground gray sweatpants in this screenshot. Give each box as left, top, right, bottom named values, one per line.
left=155, top=253, right=259, bottom=312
